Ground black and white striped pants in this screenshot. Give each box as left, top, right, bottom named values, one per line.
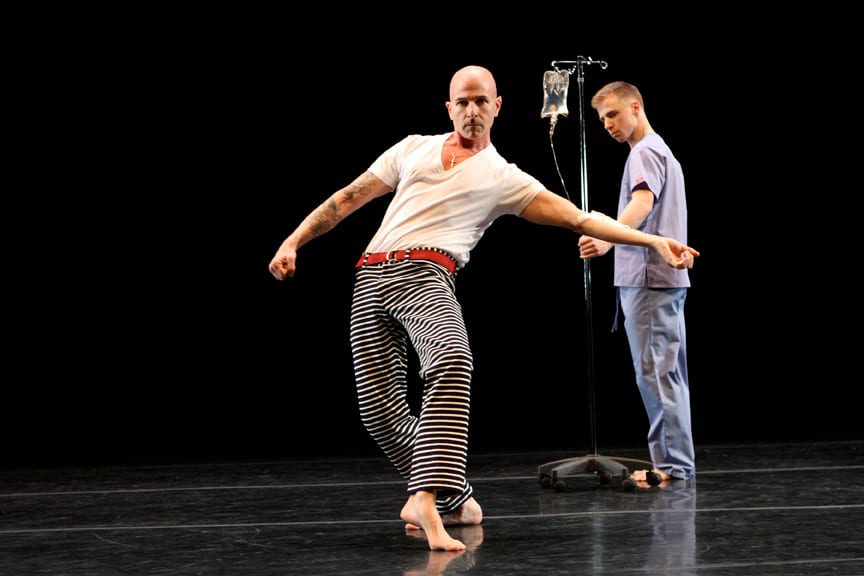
left=350, top=259, right=474, bottom=514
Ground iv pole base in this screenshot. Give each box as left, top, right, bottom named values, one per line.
left=538, top=454, right=660, bottom=492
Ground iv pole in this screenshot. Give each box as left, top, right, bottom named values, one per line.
left=537, top=57, right=659, bottom=492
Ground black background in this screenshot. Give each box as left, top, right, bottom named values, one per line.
left=10, top=6, right=857, bottom=467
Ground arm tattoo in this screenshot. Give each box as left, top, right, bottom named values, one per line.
left=308, top=173, right=379, bottom=238
left=308, top=200, right=340, bottom=238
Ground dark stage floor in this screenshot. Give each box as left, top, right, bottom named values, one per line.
left=1, top=440, right=862, bottom=575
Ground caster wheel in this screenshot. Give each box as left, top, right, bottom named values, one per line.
left=553, top=479, right=567, bottom=492
left=540, top=475, right=552, bottom=489
left=621, top=478, right=636, bottom=492
left=597, top=471, right=612, bottom=485
left=646, top=471, right=662, bottom=486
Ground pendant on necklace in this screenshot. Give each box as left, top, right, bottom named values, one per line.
left=450, top=151, right=457, bottom=168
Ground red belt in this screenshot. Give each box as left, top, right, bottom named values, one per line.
left=355, top=249, right=458, bottom=275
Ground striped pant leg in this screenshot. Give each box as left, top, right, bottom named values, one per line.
left=351, top=261, right=474, bottom=513
left=351, top=265, right=414, bottom=480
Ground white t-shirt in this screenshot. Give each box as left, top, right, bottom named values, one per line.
left=365, top=133, right=545, bottom=268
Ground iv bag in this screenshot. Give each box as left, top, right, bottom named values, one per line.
left=541, top=69, right=570, bottom=119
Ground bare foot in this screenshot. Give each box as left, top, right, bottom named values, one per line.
left=400, top=491, right=466, bottom=551
left=630, top=468, right=673, bottom=488
left=404, top=496, right=483, bottom=530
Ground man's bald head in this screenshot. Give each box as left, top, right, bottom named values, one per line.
left=446, top=65, right=501, bottom=145
left=449, top=65, right=498, bottom=100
